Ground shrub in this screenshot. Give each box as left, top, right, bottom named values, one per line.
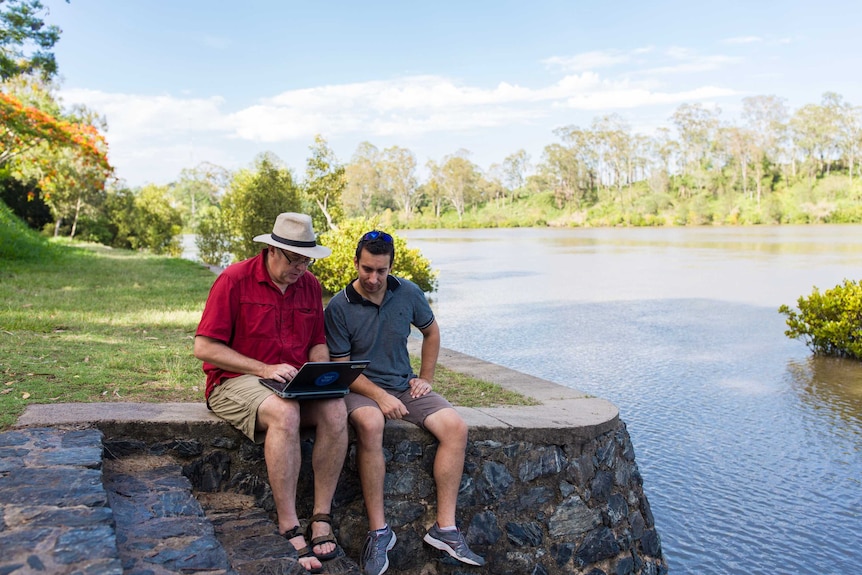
left=194, top=205, right=232, bottom=267
left=313, top=217, right=437, bottom=295
left=779, top=279, right=862, bottom=359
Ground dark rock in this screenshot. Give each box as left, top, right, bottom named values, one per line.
left=183, top=450, right=231, bottom=492
left=575, top=526, right=620, bottom=566
left=551, top=541, right=574, bottom=567
left=616, top=553, right=635, bottom=575
left=549, top=494, right=601, bottom=537
left=103, top=439, right=148, bottom=459
left=567, top=454, right=596, bottom=486
left=628, top=511, right=645, bottom=539
left=606, top=493, right=628, bottom=526
left=519, top=446, right=566, bottom=482
left=641, top=528, right=662, bottom=557
left=589, top=470, right=613, bottom=502
left=518, top=486, right=553, bottom=510
left=468, top=510, right=501, bottom=545
left=506, top=521, right=544, bottom=547
left=477, top=460, right=514, bottom=501
left=393, top=439, right=422, bottom=462
left=55, top=525, right=117, bottom=564
left=166, top=439, right=203, bottom=458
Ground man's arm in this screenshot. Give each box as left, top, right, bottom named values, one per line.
left=194, top=335, right=301, bottom=383
left=409, top=319, right=439, bottom=398
left=417, top=319, right=440, bottom=382
left=308, top=343, right=330, bottom=362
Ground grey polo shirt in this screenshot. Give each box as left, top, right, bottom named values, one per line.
left=324, top=275, right=434, bottom=392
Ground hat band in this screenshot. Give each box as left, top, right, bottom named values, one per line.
left=271, top=233, right=317, bottom=248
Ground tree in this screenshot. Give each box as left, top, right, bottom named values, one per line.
left=721, top=125, right=757, bottom=200
left=379, top=145, right=418, bottom=219
left=170, top=162, right=230, bottom=228
left=433, top=150, right=480, bottom=220
left=670, top=103, right=721, bottom=196
left=538, top=143, right=586, bottom=208
left=592, top=114, right=633, bottom=200
left=343, top=142, right=380, bottom=217
left=742, top=95, right=789, bottom=201
left=501, top=149, right=530, bottom=202
left=0, top=0, right=64, bottom=82
left=304, top=134, right=345, bottom=232
left=1, top=79, right=112, bottom=215
left=222, top=152, right=301, bottom=261
left=194, top=205, right=231, bottom=268
left=102, top=185, right=182, bottom=255
left=791, top=103, right=831, bottom=191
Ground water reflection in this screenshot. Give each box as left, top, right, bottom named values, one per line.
left=787, top=355, right=862, bottom=426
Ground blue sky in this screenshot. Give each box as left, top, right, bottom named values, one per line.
left=45, top=0, right=862, bottom=188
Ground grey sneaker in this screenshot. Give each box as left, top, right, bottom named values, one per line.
left=360, top=525, right=396, bottom=575
left=423, top=523, right=485, bottom=566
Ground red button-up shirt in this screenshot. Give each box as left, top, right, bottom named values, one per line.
left=196, top=250, right=326, bottom=399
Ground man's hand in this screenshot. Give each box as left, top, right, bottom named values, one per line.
left=376, top=393, right=409, bottom=420
left=408, top=377, right=432, bottom=398
left=260, top=363, right=300, bottom=383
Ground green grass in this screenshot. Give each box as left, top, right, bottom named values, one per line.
left=0, top=239, right=535, bottom=430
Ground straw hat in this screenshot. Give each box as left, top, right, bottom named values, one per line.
left=252, top=212, right=331, bottom=259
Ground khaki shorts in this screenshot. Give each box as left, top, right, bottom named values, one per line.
left=207, top=374, right=273, bottom=443
left=345, top=389, right=453, bottom=430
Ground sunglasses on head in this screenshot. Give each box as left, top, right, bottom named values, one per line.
left=361, top=230, right=393, bottom=243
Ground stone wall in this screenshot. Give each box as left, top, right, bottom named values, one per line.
left=95, top=414, right=665, bottom=575
left=17, top=346, right=667, bottom=575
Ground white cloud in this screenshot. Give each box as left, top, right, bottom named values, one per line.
left=723, top=36, right=764, bottom=45
left=543, top=50, right=633, bottom=72
left=60, top=88, right=229, bottom=143
left=58, top=44, right=747, bottom=185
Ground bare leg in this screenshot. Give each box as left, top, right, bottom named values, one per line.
left=350, top=405, right=388, bottom=531
left=423, top=408, right=468, bottom=528
left=303, top=397, right=348, bottom=556
left=256, top=395, right=323, bottom=572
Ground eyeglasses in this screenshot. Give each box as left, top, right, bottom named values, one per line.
left=361, top=230, right=393, bottom=243
left=279, top=248, right=314, bottom=268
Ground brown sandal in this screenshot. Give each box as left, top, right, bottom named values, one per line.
left=306, top=513, right=339, bottom=561
left=281, top=525, right=323, bottom=574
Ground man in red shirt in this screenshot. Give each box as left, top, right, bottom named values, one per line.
left=195, top=212, right=346, bottom=574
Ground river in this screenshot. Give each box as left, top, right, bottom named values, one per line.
left=398, top=225, right=862, bottom=575
left=184, top=226, right=862, bottom=574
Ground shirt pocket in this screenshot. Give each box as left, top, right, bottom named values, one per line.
left=290, top=307, right=319, bottom=339
left=238, top=302, right=277, bottom=340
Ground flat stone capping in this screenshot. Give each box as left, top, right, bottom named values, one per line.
left=16, top=344, right=619, bottom=438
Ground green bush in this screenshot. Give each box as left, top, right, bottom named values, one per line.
left=313, top=217, right=437, bottom=295
left=194, top=205, right=232, bottom=267
left=779, top=279, right=862, bottom=359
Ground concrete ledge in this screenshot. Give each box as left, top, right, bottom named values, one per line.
left=15, top=346, right=618, bottom=440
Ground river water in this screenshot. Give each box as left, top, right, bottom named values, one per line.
left=398, top=225, right=862, bottom=575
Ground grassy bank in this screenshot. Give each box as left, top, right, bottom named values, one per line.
left=0, top=238, right=534, bottom=430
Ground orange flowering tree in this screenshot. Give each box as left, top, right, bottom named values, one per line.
left=1, top=90, right=113, bottom=235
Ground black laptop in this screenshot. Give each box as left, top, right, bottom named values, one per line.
left=259, top=361, right=369, bottom=400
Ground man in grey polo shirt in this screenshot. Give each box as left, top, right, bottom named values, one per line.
left=324, top=230, right=485, bottom=575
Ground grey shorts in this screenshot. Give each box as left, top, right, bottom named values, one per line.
left=207, top=374, right=273, bottom=443
left=345, top=388, right=453, bottom=429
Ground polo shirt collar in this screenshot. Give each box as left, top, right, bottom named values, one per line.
left=344, top=275, right=401, bottom=305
